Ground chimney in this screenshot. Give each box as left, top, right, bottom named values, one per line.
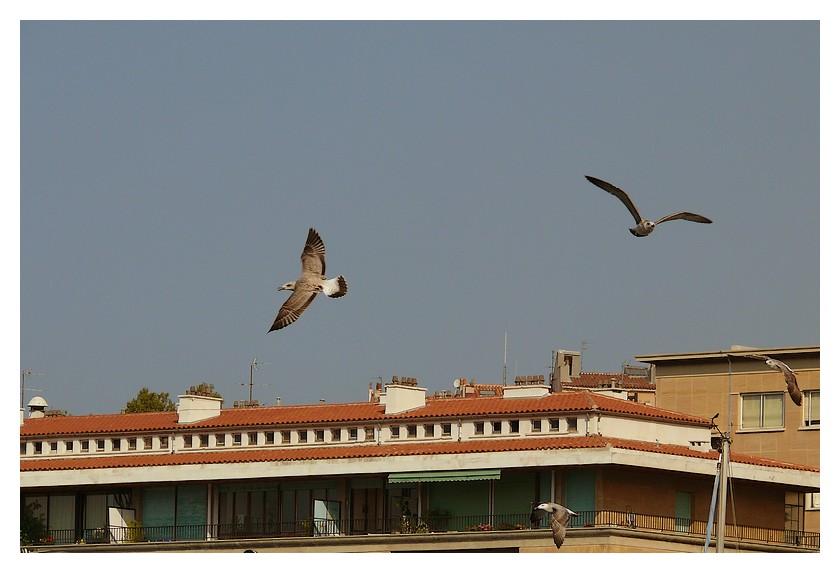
left=27, top=396, right=49, bottom=419
left=177, top=393, right=223, bottom=423
left=382, top=378, right=427, bottom=414
left=551, top=349, right=581, bottom=392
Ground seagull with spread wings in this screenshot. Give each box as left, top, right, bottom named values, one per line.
left=530, top=502, right=577, bottom=548
left=268, top=228, right=347, bottom=332
left=745, top=354, right=803, bottom=406
left=585, top=175, right=713, bottom=237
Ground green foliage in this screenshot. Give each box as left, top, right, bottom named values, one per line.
left=20, top=500, right=46, bottom=545
left=125, top=387, right=176, bottom=413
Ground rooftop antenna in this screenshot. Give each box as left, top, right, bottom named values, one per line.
left=503, top=332, right=508, bottom=386
left=20, top=370, right=46, bottom=409
left=248, top=358, right=273, bottom=402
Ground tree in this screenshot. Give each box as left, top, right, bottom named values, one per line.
left=20, top=499, right=46, bottom=545
left=125, top=387, right=176, bottom=413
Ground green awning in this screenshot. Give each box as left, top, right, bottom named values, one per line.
left=388, top=469, right=501, bottom=484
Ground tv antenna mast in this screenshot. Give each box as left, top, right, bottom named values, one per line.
left=247, top=358, right=273, bottom=402
left=20, top=370, right=46, bottom=409
left=503, top=332, right=508, bottom=386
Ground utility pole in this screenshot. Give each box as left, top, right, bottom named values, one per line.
left=716, top=431, right=730, bottom=553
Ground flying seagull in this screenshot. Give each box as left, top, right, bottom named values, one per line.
left=530, top=502, right=577, bottom=548
left=268, top=228, right=348, bottom=332
left=585, top=175, right=713, bottom=237
left=745, top=354, right=803, bottom=406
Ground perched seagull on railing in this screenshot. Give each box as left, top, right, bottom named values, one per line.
left=745, top=354, right=803, bottom=406
left=585, top=175, right=713, bottom=237
left=530, top=502, right=578, bottom=548
left=268, top=228, right=348, bottom=332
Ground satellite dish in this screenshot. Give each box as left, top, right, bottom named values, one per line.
left=453, top=379, right=461, bottom=388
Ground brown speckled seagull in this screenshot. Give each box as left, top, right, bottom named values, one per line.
left=585, top=175, right=713, bottom=237
left=745, top=354, right=803, bottom=406
left=268, top=228, right=347, bottom=332
left=530, top=502, right=577, bottom=548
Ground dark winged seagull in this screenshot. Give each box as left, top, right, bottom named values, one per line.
left=268, top=228, right=348, bottom=332
left=530, top=502, right=577, bottom=548
left=745, top=354, right=803, bottom=406
left=585, top=175, right=713, bottom=237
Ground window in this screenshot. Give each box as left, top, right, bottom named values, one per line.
left=742, top=393, right=784, bottom=429
left=265, top=431, right=275, bottom=445
left=159, top=436, right=169, bottom=449
left=509, top=420, right=519, bottom=433
left=390, top=426, right=401, bottom=440
left=34, top=442, right=43, bottom=455
left=183, top=436, right=194, bottom=449
left=407, top=425, right=417, bottom=438
left=365, top=427, right=375, bottom=441
left=281, top=431, right=291, bottom=444
left=348, top=428, right=358, bottom=441
left=315, top=430, right=325, bottom=443
left=81, top=440, right=90, bottom=453
left=97, top=439, right=106, bottom=452
left=65, top=441, right=74, bottom=453
left=492, top=421, right=502, bottom=434
left=804, top=390, right=820, bottom=427
left=49, top=442, right=58, bottom=453
left=215, top=434, right=226, bottom=447
left=297, top=430, right=308, bottom=443
left=111, top=438, right=121, bottom=451
left=20, top=442, right=27, bottom=455
left=233, top=433, right=243, bottom=446
left=531, top=419, right=542, bottom=433
left=248, top=432, right=258, bottom=445
left=143, top=437, right=153, bottom=450
left=567, top=417, right=578, bottom=433
left=549, top=418, right=560, bottom=432
left=785, top=492, right=805, bottom=535
left=128, top=438, right=137, bottom=451
left=199, top=435, right=209, bottom=448
left=424, top=424, right=435, bottom=438
left=441, top=423, right=452, bottom=437
left=474, top=422, right=485, bottom=435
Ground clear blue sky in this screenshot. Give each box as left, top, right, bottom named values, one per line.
left=19, top=19, right=820, bottom=415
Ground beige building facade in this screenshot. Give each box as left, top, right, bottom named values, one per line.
left=636, top=345, right=820, bottom=533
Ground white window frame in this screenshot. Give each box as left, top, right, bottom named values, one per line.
left=741, top=392, right=785, bottom=430
left=803, top=390, right=820, bottom=428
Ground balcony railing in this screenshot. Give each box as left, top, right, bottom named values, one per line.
left=24, top=509, right=819, bottom=550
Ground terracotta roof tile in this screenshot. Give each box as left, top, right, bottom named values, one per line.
left=19, top=391, right=707, bottom=438
left=19, top=435, right=818, bottom=474
left=567, top=372, right=654, bottom=390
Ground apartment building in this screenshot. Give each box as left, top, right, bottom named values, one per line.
left=636, top=345, right=820, bottom=533
left=20, top=358, right=819, bottom=553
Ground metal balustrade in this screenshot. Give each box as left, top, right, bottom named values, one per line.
left=23, top=509, right=819, bottom=550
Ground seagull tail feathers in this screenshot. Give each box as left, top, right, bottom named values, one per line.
left=324, top=275, right=348, bottom=298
